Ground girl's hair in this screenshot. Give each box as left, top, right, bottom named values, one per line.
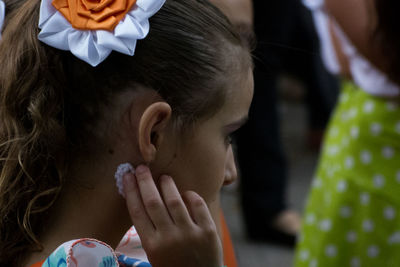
left=0, top=0, right=250, bottom=265
left=374, top=0, right=400, bottom=85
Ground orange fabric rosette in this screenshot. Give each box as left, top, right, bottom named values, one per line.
left=38, top=0, right=165, bottom=66
left=52, top=0, right=137, bottom=31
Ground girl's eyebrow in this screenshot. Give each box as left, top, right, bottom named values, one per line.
left=225, top=115, right=249, bottom=131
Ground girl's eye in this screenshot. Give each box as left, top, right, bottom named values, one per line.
left=225, top=134, right=233, bottom=146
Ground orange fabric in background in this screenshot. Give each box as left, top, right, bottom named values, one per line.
left=221, top=212, right=238, bottom=267
left=30, top=260, right=45, bottom=267
left=52, top=0, right=137, bottom=30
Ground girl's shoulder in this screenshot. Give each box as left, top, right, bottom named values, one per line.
left=32, top=227, right=151, bottom=267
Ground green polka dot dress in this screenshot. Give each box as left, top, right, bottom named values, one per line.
left=295, top=81, right=400, bottom=267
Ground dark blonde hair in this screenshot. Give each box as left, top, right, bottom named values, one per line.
left=0, top=0, right=251, bottom=265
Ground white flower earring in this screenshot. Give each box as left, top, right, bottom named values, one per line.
left=114, top=163, right=135, bottom=198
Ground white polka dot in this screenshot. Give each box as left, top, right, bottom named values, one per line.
left=326, top=168, right=335, bottom=178
left=349, top=108, right=358, bottom=119
left=340, top=206, right=352, bottom=218
left=324, top=192, right=332, bottom=204
left=364, top=101, right=375, bottom=113
left=384, top=206, right=396, bottom=220
left=337, top=180, right=348, bottom=193
left=360, top=150, right=372, bottom=164
left=396, top=121, right=400, bottom=134
left=370, top=122, right=382, bottom=136
left=299, top=249, right=309, bottom=261
left=341, top=112, right=349, bottom=122
left=367, top=245, right=379, bottom=258
left=362, top=219, right=374, bottom=232
left=342, top=137, right=350, bottom=147
left=309, top=259, right=318, bottom=267
left=360, top=192, right=370, bottom=205
left=350, top=257, right=361, bottom=267
left=350, top=126, right=359, bottom=139
left=330, top=127, right=339, bottom=137
left=325, top=244, right=337, bottom=257
left=388, top=231, right=400, bottom=244
left=326, top=165, right=339, bottom=178
left=305, top=213, right=316, bottom=225
left=333, top=165, right=341, bottom=172
left=319, top=219, right=332, bottom=232
left=382, top=146, right=395, bottom=159
left=386, top=102, right=398, bottom=111
left=327, top=145, right=340, bottom=156
left=345, top=156, right=354, bottom=169
left=312, top=178, right=322, bottom=188
left=347, top=231, right=357, bottom=242
left=373, top=174, right=385, bottom=188
left=396, top=171, right=400, bottom=183
left=340, top=93, right=349, bottom=103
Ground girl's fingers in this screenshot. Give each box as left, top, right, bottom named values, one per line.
left=182, top=191, right=215, bottom=229
left=134, top=165, right=173, bottom=229
left=123, top=172, right=155, bottom=235
left=159, top=175, right=192, bottom=226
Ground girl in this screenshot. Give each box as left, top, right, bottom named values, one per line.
left=295, top=0, right=400, bottom=266
left=0, top=0, right=253, bottom=266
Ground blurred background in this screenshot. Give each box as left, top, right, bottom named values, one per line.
left=221, top=77, right=320, bottom=266
left=210, top=0, right=340, bottom=266
left=213, top=0, right=400, bottom=266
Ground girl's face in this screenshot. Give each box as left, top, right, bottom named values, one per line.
left=152, top=68, right=254, bottom=206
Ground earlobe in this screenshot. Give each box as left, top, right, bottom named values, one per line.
left=138, top=102, right=172, bottom=163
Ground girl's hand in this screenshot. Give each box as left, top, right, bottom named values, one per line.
left=123, top=165, right=223, bottom=267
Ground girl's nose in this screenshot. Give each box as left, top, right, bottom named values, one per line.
left=224, top=145, right=238, bottom=186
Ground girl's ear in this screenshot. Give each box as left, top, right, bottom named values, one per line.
left=137, top=102, right=172, bottom=163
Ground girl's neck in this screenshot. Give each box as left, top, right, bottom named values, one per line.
left=25, top=159, right=132, bottom=266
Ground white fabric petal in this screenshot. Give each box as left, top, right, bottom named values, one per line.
left=97, top=30, right=133, bottom=55
left=38, top=0, right=165, bottom=66
left=115, top=14, right=148, bottom=39
left=38, top=0, right=57, bottom=27
left=136, top=0, right=165, bottom=15
left=68, top=30, right=111, bottom=66
left=38, top=14, right=71, bottom=50
left=0, top=0, right=5, bottom=39
left=119, top=37, right=137, bottom=55
left=40, top=12, right=71, bottom=35
left=302, top=0, right=324, bottom=10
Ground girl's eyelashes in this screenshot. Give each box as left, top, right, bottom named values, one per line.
left=224, top=116, right=248, bottom=146
left=225, top=134, right=234, bottom=146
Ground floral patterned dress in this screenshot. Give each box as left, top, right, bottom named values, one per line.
left=31, top=226, right=151, bottom=267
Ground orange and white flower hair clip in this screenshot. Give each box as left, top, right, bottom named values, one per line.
left=38, top=0, right=165, bottom=66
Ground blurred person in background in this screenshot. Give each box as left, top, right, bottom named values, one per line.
left=295, top=0, right=400, bottom=266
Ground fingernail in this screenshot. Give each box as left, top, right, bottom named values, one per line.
left=135, top=165, right=149, bottom=175
left=159, top=175, right=168, bottom=184
left=123, top=173, right=135, bottom=191
left=161, top=175, right=172, bottom=182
